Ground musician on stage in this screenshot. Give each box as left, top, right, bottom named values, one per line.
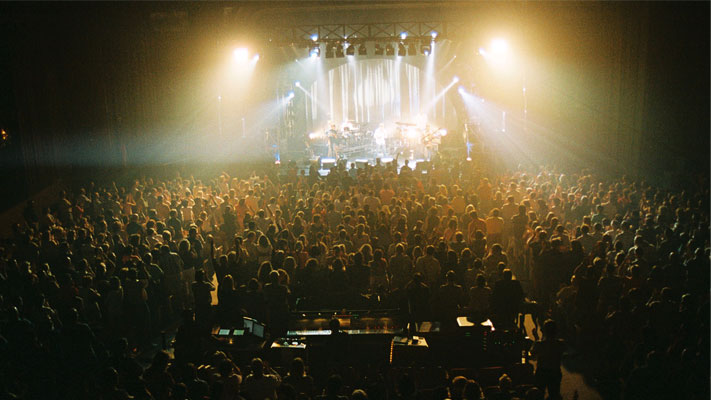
left=327, top=123, right=339, bottom=158
left=373, top=123, right=387, bottom=156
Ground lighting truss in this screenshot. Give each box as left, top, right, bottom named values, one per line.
left=267, top=21, right=460, bottom=47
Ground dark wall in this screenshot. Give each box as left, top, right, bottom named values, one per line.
left=641, top=2, right=709, bottom=183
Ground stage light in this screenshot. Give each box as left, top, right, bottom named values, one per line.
left=309, top=45, right=320, bottom=58
left=287, top=91, right=295, bottom=99
left=252, top=54, right=260, bottom=62
left=374, top=43, right=383, bottom=56
left=385, top=43, right=395, bottom=56
left=295, top=81, right=301, bottom=87
left=431, top=31, right=438, bottom=39
left=346, top=44, right=355, bottom=56
left=408, top=42, right=417, bottom=56
left=324, top=43, right=335, bottom=58
left=358, top=44, right=367, bottom=56
left=397, top=42, right=406, bottom=56
left=400, top=32, right=408, bottom=40
left=438, top=128, right=448, bottom=136
left=457, top=86, right=465, bottom=95
left=452, top=76, right=459, bottom=83
left=422, top=44, right=430, bottom=56
left=490, top=38, right=509, bottom=55
left=233, top=47, right=249, bottom=62
left=311, top=34, right=318, bottom=42
left=218, top=95, right=222, bottom=101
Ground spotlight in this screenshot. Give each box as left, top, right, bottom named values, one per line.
left=233, top=47, right=249, bottom=62
left=490, top=38, right=509, bottom=55
left=325, top=44, right=334, bottom=59
left=385, top=43, right=395, bottom=56
left=400, top=32, right=408, bottom=40
left=431, top=31, right=438, bottom=39
left=374, top=43, right=383, bottom=56
left=287, top=91, right=295, bottom=99
left=311, top=34, right=318, bottom=42
left=346, top=44, right=355, bottom=56
left=452, top=76, right=459, bottom=83
left=309, top=45, right=320, bottom=58
left=421, top=44, right=431, bottom=56
left=358, top=44, right=367, bottom=56
left=295, top=81, right=301, bottom=87
left=252, top=53, right=260, bottom=62
left=335, top=43, right=344, bottom=58
left=408, top=42, right=417, bottom=56
left=457, top=86, right=465, bottom=95
left=397, top=42, right=406, bottom=56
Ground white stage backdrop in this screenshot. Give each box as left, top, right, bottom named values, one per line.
left=306, top=59, right=453, bottom=131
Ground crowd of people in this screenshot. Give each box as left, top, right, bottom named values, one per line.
left=0, top=155, right=708, bottom=400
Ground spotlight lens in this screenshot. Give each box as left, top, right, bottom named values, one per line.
left=311, top=34, right=318, bottom=42
left=424, top=49, right=430, bottom=56
left=491, top=38, right=509, bottom=54
left=233, top=47, right=249, bottom=61
left=287, top=91, right=295, bottom=98
left=431, top=31, right=438, bottom=39
left=457, top=87, right=464, bottom=94
left=453, top=76, right=459, bottom=83
left=295, top=81, right=301, bottom=87
left=400, top=32, right=407, bottom=40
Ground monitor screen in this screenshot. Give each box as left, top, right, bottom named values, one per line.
left=218, top=328, right=230, bottom=336
left=243, top=318, right=254, bottom=333
left=232, top=329, right=245, bottom=336
left=252, top=322, right=265, bottom=338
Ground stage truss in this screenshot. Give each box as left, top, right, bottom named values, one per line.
left=266, top=21, right=467, bottom=47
